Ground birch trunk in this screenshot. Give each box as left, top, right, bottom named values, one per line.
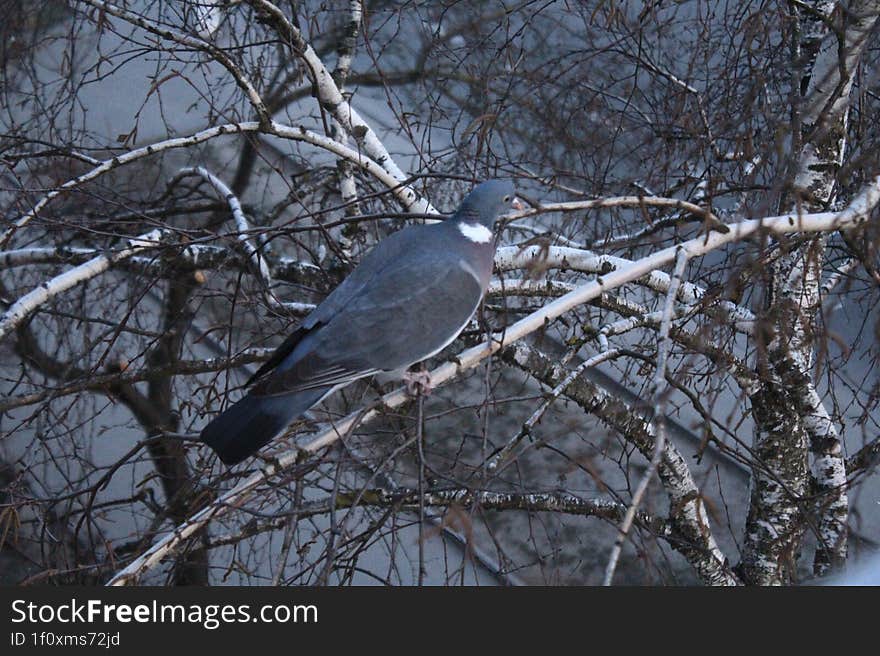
left=742, top=0, right=880, bottom=583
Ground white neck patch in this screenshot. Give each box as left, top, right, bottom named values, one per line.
left=458, top=222, right=493, bottom=244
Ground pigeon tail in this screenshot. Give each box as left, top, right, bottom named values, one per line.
left=200, top=387, right=331, bottom=465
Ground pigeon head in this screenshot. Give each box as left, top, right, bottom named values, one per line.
left=451, top=179, right=517, bottom=229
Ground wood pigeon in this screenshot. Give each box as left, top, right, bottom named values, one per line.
left=201, top=179, right=518, bottom=465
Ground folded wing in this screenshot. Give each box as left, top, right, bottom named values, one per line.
left=250, top=245, right=484, bottom=397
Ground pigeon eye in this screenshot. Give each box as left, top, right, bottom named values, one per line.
left=503, top=195, right=511, bottom=202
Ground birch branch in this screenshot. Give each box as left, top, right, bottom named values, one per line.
left=603, top=247, right=689, bottom=585
left=494, top=244, right=756, bottom=334
left=487, top=278, right=576, bottom=298
left=508, top=196, right=721, bottom=225
left=242, top=0, right=436, bottom=213
left=486, top=348, right=624, bottom=473
left=846, top=435, right=880, bottom=476
left=73, top=1, right=270, bottom=124
left=0, top=229, right=167, bottom=342
left=329, top=0, right=363, bottom=217
left=594, top=296, right=757, bottom=393
left=206, top=488, right=666, bottom=548
left=820, top=257, right=861, bottom=296
left=2, top=123, right=253, bottom=247
left=2, top=246, right=106, bottom=268
left=174, top=167, right=272, bottom=285
left=2, top=120, right=428, bottom=248
left=769, top=348, right=850, bottom=575
left=597, top=307, right=684, bottom=351
left=0, top=349, right=274, bottom=414
left=3, top=245, right=327, bottom=290
left=171, top=166, right=304, bottom=314
left=796, top=0, right=880, bottom=576
left=503, top=341, right=738, bottom=585
left=105, top=177, right=880, bottom=585
left=794, top=0, right=880, bottom=198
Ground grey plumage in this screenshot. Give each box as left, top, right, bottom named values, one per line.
left=201, top=179, right=516, bottom=464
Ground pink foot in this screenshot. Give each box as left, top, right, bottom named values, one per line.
left=403, top=368, right=433, bottom=397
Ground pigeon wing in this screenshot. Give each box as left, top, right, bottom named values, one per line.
left=247, top=226, right=421, bottom=388
left=251, top=248, right=485, bottom=397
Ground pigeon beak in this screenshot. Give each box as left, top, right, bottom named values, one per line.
left=511, top=196, right=524, bottom=211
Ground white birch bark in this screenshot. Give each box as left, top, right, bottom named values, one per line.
left=242, top=0, right=437, bottom=213
left=742, top=0, right=880, bottom=582
left=105, top=180, right=880, bottom=585
left=604, top=248, right=689, bottom=585
left=0, top=229, right=167, bottom=341
left=1, top=120, right=428, bottom=249
left=506, top=341, right=738, bottom=586
left=329, top=1, right=363, bottom=219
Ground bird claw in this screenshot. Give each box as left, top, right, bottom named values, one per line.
left=404, top=369, right=433, bottom=397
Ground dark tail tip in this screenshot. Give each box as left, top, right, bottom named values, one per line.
left=200, top=388, right=330, bottom=465
left=200, top=394, right=291, bottom=466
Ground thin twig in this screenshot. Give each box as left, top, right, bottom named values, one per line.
left=603, top=246, right=689, bottom=586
